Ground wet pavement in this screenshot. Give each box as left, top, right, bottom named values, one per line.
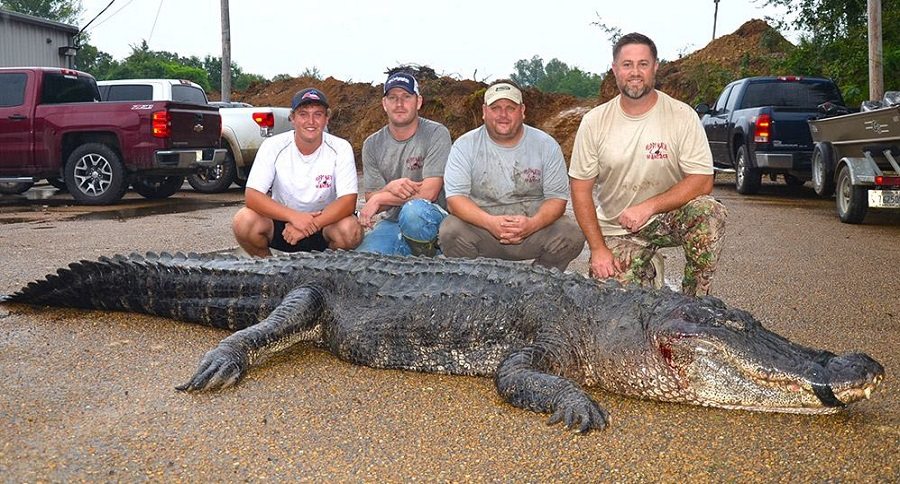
left=0, top=178, right=898, bottom=481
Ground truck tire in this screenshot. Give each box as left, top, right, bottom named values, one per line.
left=734, top=145, right=761, bottom=194
left=811, top=142, right=835, bottom=197
left=187, top=150, right=235, bottom=193
left=0, top=182, right=34, bottom=195
left=132, top=175, right=185, bottom=199
left=65, top=143, right=128, bottom=205
left=835, top=165, right=867, bottom=224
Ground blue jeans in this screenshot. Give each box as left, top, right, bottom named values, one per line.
left=357, top=199, right=447, bottom=256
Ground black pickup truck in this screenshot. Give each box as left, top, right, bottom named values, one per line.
left=695, top=76, right=845, bottom=194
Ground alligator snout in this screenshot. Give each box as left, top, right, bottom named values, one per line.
left=822, top=352, right=885, bottom=406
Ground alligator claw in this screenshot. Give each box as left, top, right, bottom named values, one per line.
left=176, top=344, right=248, bottom=392
left=547, top=395, right=609, bottom=433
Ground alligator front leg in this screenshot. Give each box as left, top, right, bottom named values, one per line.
left=177, top=285, right=327, bottom=392
left=495, top=345, right=609, bottom=433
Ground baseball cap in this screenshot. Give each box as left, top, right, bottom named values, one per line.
left=484, top=82, right=523, bottom=105
left=291, top=88, right=329, bottom=110
left=383, top=72, right=420, bottom=96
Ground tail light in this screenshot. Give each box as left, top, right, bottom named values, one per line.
left=754, top=113, right=771, bottom=143
left=252, top=112, right=274, bottom=128
left=253, top=111, right=275, bottom=137
left=152, top=111, right=170, bottom=138
left=875, top=175, right=900, bottom=186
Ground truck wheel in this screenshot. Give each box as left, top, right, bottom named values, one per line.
left=132, top=175, right=185, bottom=199
left=734, top=146, right=761, bottom=194
left=835, top=165, right=867, bottom=224
left=811, top=142, right=835, bottom=197
left=187, top=150, right=235, bottom=193
left=0, top=182, right=34, bottom=195
left=65, top=143, right=128, bottom=205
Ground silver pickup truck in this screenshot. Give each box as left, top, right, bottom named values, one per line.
left=97, top=78, right=291, bottom=192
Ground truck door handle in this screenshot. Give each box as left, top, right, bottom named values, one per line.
left=7, top=114, right=26, bottom=121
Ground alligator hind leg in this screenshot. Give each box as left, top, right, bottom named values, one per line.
left=495, top=345, right=609, bottom=433
left=177, top=285, right=327, bottom=392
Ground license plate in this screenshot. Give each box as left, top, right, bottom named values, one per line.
left=868, top=189, right=900, bottom=208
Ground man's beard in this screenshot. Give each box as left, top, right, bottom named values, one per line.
left=619, top=78, right=654, bottom=100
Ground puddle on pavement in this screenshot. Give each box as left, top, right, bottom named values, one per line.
left=70, top=199, right=244, bottom=221
left=0, top=196, right=243, bottom=224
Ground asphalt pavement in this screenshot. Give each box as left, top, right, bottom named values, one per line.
left=0, top=177, right=897, bottom=481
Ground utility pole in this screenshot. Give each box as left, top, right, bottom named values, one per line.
left=868, top=0, right=883, bottom=101
left=220, top=0, right=232, bottom=102
left=712, top=0, right=720, bottom=41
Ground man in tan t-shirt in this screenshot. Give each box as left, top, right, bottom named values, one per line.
left=569, top=32, right=727, bottom=296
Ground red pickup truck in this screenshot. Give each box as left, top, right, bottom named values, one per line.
left=0, top=67, right=226, bottom=204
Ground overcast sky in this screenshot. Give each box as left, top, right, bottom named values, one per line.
left=78, top=0, right=792, bottom=84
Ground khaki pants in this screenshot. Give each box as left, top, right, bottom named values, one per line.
left=439, top=215, right=585, bottom=271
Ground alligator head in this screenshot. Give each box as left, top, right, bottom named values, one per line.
left=596, top=296, right=885, bottom=414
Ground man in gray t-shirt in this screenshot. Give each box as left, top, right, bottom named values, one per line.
left=357, top=72, right=452, bottom=256
left=439, top=80, right=585, bottom=271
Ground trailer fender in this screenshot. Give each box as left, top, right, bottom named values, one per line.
left=837, top=157, right=878, bottom=186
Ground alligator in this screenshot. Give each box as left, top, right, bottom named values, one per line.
left=1, top=250, right=884, bottom=433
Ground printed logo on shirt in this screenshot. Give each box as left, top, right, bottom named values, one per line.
left=405, top=156, right=424, bottom=171
left=645, top=142, right=670, bottom=160
left=522, top=168, right=542, bottom=184
left=315, top=174, right=334, bottom=189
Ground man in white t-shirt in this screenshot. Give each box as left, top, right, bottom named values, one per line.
left=232, top=88, right=362, bottom=257
left=440, top=80, right=585, bottom=271
left=569, top=33, right=726, bottom=296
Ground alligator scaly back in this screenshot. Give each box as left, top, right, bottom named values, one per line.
left=1, top=250, right=884, bottom=433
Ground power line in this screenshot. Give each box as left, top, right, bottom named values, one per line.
left=89, top=0, right=137, bottom=30
left=147, top=0, right=165, bottom=44
left=75, top=0, right=117, bottom=41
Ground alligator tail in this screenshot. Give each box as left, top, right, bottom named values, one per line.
left=3, top=252, right=281, bottom=330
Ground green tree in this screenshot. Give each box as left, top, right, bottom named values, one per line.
left=511, top=56, right=602, bottom=98
left=511, top=56, right=547, bottom=87
left=0, top=0, right=82, bottom=24
left=761, top=0, right=900, bottom=106
left=98, top=41, right=210, bottom=90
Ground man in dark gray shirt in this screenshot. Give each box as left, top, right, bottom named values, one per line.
left=357, top=72, right=452, bottom=256
left=439, top=80, right=585, bottom=271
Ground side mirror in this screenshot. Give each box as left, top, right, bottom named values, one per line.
left=695, top=103, right=712, bottom=116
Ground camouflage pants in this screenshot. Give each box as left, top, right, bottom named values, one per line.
left=604, top=195, right=727, bottom=296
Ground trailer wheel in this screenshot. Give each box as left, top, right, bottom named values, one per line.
left=65, top=143, right=128, bottom=205
left=132, top=175, right=185, bottom=199
left=835, top=165, right=867, bottom=224
left=735, top=146, right=761, bottom=194
left=811, top=142, right=835, bottom=197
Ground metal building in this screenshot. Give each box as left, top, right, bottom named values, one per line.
left=0, top=8, right=79, bottom=68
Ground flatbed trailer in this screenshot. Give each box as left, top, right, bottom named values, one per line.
left=808, top=104, right=900, bottom=223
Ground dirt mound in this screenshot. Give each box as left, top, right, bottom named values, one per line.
left=236, top=75, right=589, bottom=162
left=599, top=19, right=794, bottom=105
left=232, top=19, right=791, bottom=165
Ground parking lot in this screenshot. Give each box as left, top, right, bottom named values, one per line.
left=1, top=177, right=898, bottom=481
